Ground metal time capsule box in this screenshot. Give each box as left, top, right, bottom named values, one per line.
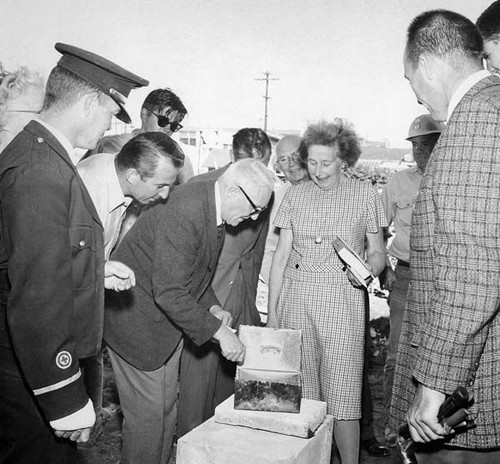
left=234, top=326, right=302, bottom=413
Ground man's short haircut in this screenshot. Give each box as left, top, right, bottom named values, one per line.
left=220, top=157, right=274, bottom=193
left=299, top=118, right=361, bottom=167
left=115, top=131, right=185, bottom=179
left=141, top=88, right=187, bottom=116
left=406, top=10, right=483, bottom=69
left=477, top=1, right=500, bottom=41
left=42, top=66, right=107, bottom=112
left=232, top=128, right=271, bottom=162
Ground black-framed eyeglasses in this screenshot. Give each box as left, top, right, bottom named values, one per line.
left=238, top=185, right=267, bottom=217
left=277, top=151, right=302, bottom=165
left=150, top=111, right=183, bottom=132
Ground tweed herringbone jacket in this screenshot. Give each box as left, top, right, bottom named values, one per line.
left=390, top=74, right=500, bottom=448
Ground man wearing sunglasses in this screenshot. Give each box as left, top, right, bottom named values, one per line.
left=177, top=128, right=274, bottom=438
left=84, top=87, right=194, bottom=183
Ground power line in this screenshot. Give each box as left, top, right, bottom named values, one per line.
left=255, top=71, right=279, bottom=132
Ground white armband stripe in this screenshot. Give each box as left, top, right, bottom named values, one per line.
left=33, top=369, right=81, bottom=396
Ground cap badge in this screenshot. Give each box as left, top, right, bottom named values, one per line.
left=109, top=88, right=126, bottom=105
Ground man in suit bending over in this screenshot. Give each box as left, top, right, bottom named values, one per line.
left=104, top=158, right=275, bottom=464
left=177, top=128, right=272, bottom=437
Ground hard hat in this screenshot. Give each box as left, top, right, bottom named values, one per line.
left=406, top=114, right=445, bottom=140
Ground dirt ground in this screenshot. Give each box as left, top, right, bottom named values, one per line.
left=95, top=291, right=400, bottom=464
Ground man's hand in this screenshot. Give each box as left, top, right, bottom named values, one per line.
left=54, top=427, right=92, bottom=443
left=213, top=324, right=245, bottom=363
left=407, top=384, right=446, bottom=443
left=104, top=260, right=136, bottom=292
left=209, top=305, right=233, bottom=327
left=380, top=266, right=397, bottom=291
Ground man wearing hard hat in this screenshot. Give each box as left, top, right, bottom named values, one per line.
left=379, top=114, right=444, bottom=447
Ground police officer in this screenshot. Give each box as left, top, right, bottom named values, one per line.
left=0, top=43, right=147, bottom=463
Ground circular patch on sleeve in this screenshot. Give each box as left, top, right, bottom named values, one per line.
left=55, top=351, right=72, bottom=369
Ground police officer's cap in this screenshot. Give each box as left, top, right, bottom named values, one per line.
left=55, top=43, right=149, bottom=124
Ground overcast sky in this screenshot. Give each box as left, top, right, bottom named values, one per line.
left=1, top=0, right=493, bottom=147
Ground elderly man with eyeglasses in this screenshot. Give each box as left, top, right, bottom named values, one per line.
left=177, top=128, right=274, bottom=438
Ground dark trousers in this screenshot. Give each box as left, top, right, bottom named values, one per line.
left=360, top=290, right=376, bottom=442
left=177, top=268, right=260, bottom=437
left=177, top=339, right=235, bottom=437
left=0, top=344, right=78, bottom=463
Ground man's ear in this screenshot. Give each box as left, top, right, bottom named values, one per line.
left=419, top=54, right=436, bottom=80
left=83, top=92, right=99, bottom=118
left=227, top=183, right=241, bottom=196
left=125, top=167, right=141, bottom=185
left=140, top=107, right=149, bottom=123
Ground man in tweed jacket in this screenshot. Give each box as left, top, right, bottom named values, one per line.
left=389, top=10, right=500, bottom=461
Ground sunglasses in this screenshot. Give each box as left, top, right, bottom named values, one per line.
left=150, top=111, right=183, bottom=132
left=238, top=185, right=267, bottom=217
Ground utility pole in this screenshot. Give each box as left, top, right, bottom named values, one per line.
left=255, top=71, right=279, bottom=132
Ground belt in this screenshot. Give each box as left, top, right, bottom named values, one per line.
left=397, top=260, right=410, bottom=268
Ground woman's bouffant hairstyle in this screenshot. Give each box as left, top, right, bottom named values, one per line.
left=299, top=118, right=361, bottom=167
left=0, top=64, right=44, bottom=128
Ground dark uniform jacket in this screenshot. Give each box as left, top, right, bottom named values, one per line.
left=0, top=120, right=104, bottom=421
left=104, top=180, right=223, bottom=371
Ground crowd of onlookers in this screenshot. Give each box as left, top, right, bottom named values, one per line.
left=1, top=3, right=500, bottom=464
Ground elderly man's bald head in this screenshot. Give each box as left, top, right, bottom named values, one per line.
left=275, top=135, right=309, bottom=185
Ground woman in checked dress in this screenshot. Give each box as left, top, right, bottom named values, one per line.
left=267, top=119, right=386, bottom=464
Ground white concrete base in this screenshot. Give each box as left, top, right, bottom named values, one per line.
left=215, top=394, right=327, bottom=438
left=176, top=414, right=334, bottom=464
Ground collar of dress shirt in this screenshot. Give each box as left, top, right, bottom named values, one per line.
left=447, top=70, right=491, bottom=122
left=214, top=180, right=223, bottom=226
left=109, top=154, right=133, bottom=213
left=36, top=118, right=79, bottom=166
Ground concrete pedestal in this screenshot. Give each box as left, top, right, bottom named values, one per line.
left=215, top=394, right=327, bottom=438
left=176, top=414, right=334, bottom=464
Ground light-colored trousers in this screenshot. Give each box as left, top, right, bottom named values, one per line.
left=108, top=340, right=183, bottom=464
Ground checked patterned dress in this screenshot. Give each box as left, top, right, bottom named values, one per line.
left=274, top=177, right=387, bottom=419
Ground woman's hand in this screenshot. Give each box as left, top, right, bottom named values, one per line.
left=266, top=313, right=279, bottom=328
left=345, top=267, right=366, bottom=288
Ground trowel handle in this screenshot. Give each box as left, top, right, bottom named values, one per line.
left=437, top=386, right=470, bottom=421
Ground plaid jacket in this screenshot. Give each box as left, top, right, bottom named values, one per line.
left=389, top=74, right=500, bottom=448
